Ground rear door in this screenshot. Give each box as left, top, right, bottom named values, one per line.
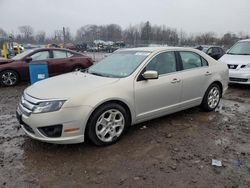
left=177, top=51, right=211, bottom=107
left=134, top=51, right=182, bottom=121
left=51, top=50, right=70, bottom=75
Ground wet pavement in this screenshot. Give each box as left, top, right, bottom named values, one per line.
left=0, top=84, right=250, bottom=188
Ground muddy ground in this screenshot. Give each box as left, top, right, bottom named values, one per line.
left=0, top=84, right=250, bottom=188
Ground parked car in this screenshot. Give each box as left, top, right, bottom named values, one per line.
left=219, top=39, right=250, bottom=84
left=13, top=42, right=25, bottom=55
left=196, top=45, right=225, bottom=60
left=0, top=48, right=93, bottom=86
left=17, top=47, right=228, bottom=145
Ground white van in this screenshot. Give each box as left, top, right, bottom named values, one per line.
left=219, top=39, right=250, bottom=84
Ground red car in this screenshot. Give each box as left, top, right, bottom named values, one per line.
left=0, top=48, right=93, bottom=86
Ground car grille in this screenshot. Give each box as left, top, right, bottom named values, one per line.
left=241, top=65, right=246, bottom=68
left=227, top=64, right=238, bottom=69
left=18, top=93, right=39, bottom=117
left=229, top=77, right=248, bottom=82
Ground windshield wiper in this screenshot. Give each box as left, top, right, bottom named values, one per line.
left=89, top=72, right=106, bottom=77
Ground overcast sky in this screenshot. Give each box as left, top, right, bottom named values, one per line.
left=0, top=0, right=250, bottom=36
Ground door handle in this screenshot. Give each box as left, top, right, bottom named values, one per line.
left=205, top=71, right=212, bottom=76
left=171, top=78, right=181, bottom=84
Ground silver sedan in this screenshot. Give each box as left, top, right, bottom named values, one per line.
left=17, top=47, right=229, bottom=145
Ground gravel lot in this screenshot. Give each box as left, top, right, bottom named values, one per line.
left=0, top=83, right=250, bottom=188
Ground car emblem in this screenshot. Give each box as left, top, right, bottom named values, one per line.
left=230, top=65, right=235, bottom=69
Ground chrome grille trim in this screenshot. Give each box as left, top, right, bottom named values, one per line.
left=19, top=92, right=43, bottom=117
left=18, top=91, right=67, bottom=117
left=18, top=103, right=32, bottom=116
left=21, top=96, right=35, bottom=111
left=23, top=92, right=41, bottom=104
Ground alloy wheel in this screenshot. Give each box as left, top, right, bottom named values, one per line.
left=207, top=86, right=220, bottom=109
left=95, top=109, right=125, bottom=143
left=1, top=71, right=18, bottom=86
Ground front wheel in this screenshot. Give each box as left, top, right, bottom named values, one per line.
left=0, top=70, right=19, bottom=86
left=201, top=83, right=221, bottom=111
left=87, top=103, right=129, bottom=146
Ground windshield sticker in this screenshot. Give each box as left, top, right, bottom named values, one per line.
left=135, top=52, right=151, bottom=56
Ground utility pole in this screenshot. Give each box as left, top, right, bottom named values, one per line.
left=63, top=27, right=66, bottom=48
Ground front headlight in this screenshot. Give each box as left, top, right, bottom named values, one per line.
left=33, top=100, right=66, bottom=114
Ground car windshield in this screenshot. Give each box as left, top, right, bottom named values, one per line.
left=11, top=50, right=33, bottom=60
left=227, top=41, right=250, bottom=55
left=87, top=51, right=151, bottom=78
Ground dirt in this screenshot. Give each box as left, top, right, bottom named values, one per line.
left=0, top=83, right=250, bottom=188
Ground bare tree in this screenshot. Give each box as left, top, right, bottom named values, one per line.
left=18, top=25, right=34, bottom=42
left=141, top=21, right=152, bottom=44
left=220, top=33, right=238, bottom=48
left=64, top=27, right=73, bottom=43
left=106, top=24, right=122, bottom=41
left=195, top=32, right=216, bottom=45
left=0, top=28, right=7, bottom=38
left=35, top=31, right=46, bottom=44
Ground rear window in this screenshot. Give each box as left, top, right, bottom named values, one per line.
left=180, top=51, right=208, bottom=70
left=53, top=50, right=67, bottom=58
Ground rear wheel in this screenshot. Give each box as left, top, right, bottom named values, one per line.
left=87, top=103, right=129, bottom=146
left=201, top=83, right=221, bottom=111
left=0, top=70, right=19, bottom=86
left=72, top=66, right=83, bottom=72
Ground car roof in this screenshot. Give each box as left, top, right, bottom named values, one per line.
left=198, top=45, right=222, bottom=48
left=30, top=47, right=83, bottom=55
left=239, top=38, right=250, bottom=42
left=118, top=47, right=196, bottom=53
left=32, top=47, right=71, bottom=51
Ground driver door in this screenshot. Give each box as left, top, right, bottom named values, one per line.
left=21, top=50, right=51, bottom=80
left=134, top=51, right=182, bottom=122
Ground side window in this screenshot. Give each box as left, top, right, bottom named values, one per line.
left=201, top=57, right=208, bottom=66
left=146, top=52, right=177, bottom=75
left=207, top=48, right=212, bottom=54
left=218, top=48, right=223, bottom=54
left=31, top=51, right=50, bottom=60
left=212, top=47, right=219, bottom=54
left=180, top=51, right=204, bottom=70
left=53, top=50, right=67, bottom=59
left=66, top=52, right=74, bottom=57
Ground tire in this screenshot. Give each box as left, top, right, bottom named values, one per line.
left=0, top=70, right=19, bottom=87
left=201, top=83, right=221, bottom=111
left=72, top=66, right=83, bottom=72
left=87, top=103, right=130, bottom=146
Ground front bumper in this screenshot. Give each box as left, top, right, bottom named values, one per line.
left=228, top=69, right=250, bottom=84
left=17, top=105, right=93, bottom=144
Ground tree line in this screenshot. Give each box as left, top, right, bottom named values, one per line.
left=0, top=21, right=249, bottom=49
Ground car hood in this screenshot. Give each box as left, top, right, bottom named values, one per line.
left=219, top=54, right=250, bottom=65
left=0, top=59, right=14, bottom=65
left=25, top=72, right=120, bottom=99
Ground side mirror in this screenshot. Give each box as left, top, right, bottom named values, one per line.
left=25, top=57, right=32, bottom=62
left=142, top=70, right=158, bottom=80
